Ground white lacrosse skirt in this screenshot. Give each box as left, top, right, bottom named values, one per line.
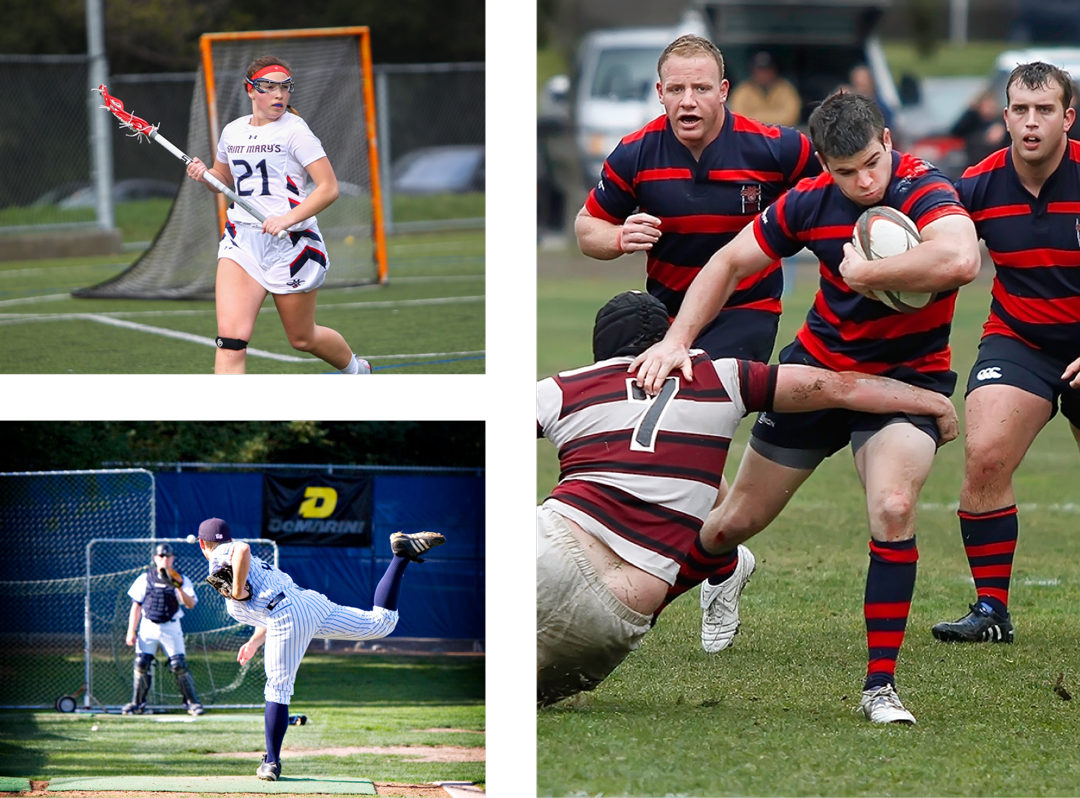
left=217, top=220, right=329, bottom=294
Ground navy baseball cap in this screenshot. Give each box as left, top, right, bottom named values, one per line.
left=198, top=518, right=232, bottom=542
left=153, top=542, right=174, bottom=557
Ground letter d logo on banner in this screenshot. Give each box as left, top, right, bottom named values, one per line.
left=299, top=486, right=338, bottom=518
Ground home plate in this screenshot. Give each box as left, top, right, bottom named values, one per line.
left=45, top=776, right=375, bottom=794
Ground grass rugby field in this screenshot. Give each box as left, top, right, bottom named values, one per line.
left=537, top=248, right=1080, bottom=797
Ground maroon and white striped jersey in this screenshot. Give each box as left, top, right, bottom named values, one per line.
left=537, top=353, right=777, bottom=585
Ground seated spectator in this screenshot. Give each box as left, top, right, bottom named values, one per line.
left=950, top=90, right=1009, bottom=166
left=728, top=51, right=802, bottom=126
left=848, top=64, right=895, bottom=131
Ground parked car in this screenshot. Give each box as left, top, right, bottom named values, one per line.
left=32, top=178, right=178, bottom=209
left=908, top=47, right=1080, bottom=180
left=543, top=13, right=710, bottom=187
left=390, top=145, right=484, bottom=195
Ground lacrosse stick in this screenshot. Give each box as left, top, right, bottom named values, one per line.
left=95, top=84, right=288, bottom=240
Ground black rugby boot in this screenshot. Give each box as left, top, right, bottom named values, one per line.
left=932, top=602, right=1014, bottom=643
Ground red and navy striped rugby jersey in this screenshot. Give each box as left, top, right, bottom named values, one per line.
left=957, top=140, right=1080, bottom=361
left=754, top=150, right=969, bottom=393
left=537, top=353, right=776, bottom=598
left=585, top=111, right=820, bottom=319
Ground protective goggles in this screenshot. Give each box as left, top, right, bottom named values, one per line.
left=247, top=77, right=294, bottom=94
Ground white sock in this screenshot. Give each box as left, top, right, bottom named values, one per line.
left=340, top=354, right=360, bottom=374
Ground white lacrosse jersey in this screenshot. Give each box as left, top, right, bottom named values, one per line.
left=216, top=112, right=328, bottom=231
left=536, top=353, right=777, bottom=585
left=208, top=541, right=297, bottom=627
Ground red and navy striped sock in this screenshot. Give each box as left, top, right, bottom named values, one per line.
left=959, top=505, right=1018, bottom=616
left=863, top=537, right=917, bottom=692
left=704, top=548, right=739, bottom=586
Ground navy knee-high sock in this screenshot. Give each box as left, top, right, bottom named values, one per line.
left=863, top=537, right=918, bottom=692
left=374, top=555, right=409, bottom=611
left=265, top=701, right=290, bottom=764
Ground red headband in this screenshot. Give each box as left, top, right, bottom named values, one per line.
left=250, top=65, right=291, bottom=81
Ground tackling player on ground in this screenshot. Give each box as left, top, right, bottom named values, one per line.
left=536, top=290, right=958, bottom=707
left=185, top=56, right=371, bottom=375
left=121, top=542, right=204, bottom=716
left=195, top=517, right=444, bottom=780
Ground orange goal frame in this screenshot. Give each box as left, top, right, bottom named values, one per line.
left=199, top=27, right=388, bottom=284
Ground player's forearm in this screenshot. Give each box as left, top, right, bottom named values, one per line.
left=575, top=208, right=623, bottom=260
left=128, top=602, right=141, bottom=636
left=284, top=179, right=339, bottom=223
left=249, top=627, right=267, bottom=648
left=841, top=374, right=955, bottom=419
left=232, top=544, right=251, bottom=596
left=178, top=588, right=195, bottom=609
left=861, top=233, right=980, bottom=292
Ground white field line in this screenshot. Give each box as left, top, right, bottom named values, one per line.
left=776, top=500, right=1080, bottom=513
left=0, top=274, right=481, bottom=308
left=0, top=307, right=485, bottom=363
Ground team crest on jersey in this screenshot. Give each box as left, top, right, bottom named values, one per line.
left=286, top=278, right=306, bottom=289
left=740, top=183, right=762, bottom=213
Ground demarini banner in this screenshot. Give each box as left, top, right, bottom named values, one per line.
left=261, top=473, right=373, bottom=546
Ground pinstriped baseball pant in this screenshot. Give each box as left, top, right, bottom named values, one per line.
left=263, top=588, right=398, bottom=704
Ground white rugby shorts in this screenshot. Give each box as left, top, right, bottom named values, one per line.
left=218, top=219, right=328, bottom=294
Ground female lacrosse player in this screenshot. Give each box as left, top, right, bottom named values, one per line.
left=185, top=56, right=370, bottom=375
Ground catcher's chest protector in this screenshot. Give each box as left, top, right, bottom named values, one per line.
left=143, top=568, right=180, bottom=623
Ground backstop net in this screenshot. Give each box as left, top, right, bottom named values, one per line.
left=0, top=469, right=275, bottom=711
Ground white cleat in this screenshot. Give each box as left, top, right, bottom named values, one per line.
left=859, top=684, right=916, bottom=724
left=350, top=355, right=372, bottom=374
left=700, top=544, right=756, bottom=653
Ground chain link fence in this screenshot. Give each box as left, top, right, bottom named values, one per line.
left=1, top=55, right=484, bottom=240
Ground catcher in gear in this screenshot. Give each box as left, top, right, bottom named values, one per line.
left=122, top=542, right=205, bottom=716
left=195, top=517, right=445, bottom=781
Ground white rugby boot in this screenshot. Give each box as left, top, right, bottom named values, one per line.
left=859, top=684, right=916, bottom=724
left=699, top=544, right=756, bottom=653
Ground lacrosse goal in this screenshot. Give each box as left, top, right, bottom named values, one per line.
left=75, top=27, right=387, bottom=300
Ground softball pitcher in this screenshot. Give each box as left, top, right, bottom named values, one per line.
left=196, top=517, right=445, bottom=781
left=122, top=542, right=204, bottom=716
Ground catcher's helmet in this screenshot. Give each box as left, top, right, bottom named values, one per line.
left=154, top=542, right=174, bottom=557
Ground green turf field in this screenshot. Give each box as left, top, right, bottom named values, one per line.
left=0, top=204, right=484, bottom=374
left=0, top=652, right=484, bottom=786
left=537, top=251, right=1080, bottom=797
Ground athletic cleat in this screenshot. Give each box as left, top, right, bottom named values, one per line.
left=931, top=602, right=1014, bottom=643
left=390, top=531, right=445, bottom=562
left=121, top=702, right=145, bottom=715
left=700, top=545, right=756, bottom=653
left=256, top=754, right=281, bottom=781
left=859, top=684, right=916, bottom=724
left=185, top=701, right=205, bottom=716
left=349, top=355, right=372, bottom=374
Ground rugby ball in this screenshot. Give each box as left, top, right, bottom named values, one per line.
left=851, top=206, right=936, bottom=313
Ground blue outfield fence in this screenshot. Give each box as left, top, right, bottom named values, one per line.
left=153, top=468, right=485, bottom=640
